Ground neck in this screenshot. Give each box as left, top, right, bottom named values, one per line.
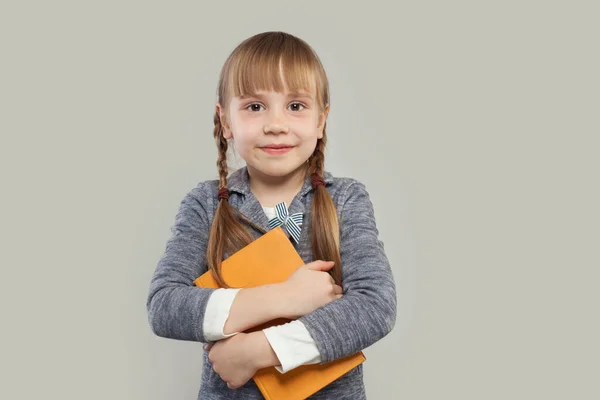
left=247, top=164, right=308, bottom=207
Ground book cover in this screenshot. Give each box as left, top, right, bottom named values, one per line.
left=194, top=227, right=365, bottom=400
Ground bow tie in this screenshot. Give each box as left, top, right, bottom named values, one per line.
left=267, top=201, right=303, bottom=243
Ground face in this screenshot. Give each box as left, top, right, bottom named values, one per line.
left=218, top=87, right=329, bottom=180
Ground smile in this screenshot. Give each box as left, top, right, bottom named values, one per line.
left=261, top=146, right=293, bottom=155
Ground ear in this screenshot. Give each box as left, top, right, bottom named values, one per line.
left=317, top=104, right=330, bottom=139
left=216, top=103, right=233, bottom=139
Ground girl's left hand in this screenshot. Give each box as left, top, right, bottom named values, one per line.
left=205, top=333, right=259, bottom=389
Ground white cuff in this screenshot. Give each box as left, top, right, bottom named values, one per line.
left=263, top=320, right=322, bottom=374
left=202, top=288, right=241, bottom=342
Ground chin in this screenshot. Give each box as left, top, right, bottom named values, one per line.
left=249, top=162, right=307, bottom=178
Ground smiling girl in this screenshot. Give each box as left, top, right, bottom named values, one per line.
left=147, top=31, right=397, bottom=399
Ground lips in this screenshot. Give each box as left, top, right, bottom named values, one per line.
left=261, top=145, right=294, bottom=155
left=262, top=144, right=293, bottom=149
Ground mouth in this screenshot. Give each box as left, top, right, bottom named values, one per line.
left=261, top=145, right=294, bottom=155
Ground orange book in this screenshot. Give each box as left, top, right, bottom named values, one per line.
left=194, top=226, right=365, bottom=400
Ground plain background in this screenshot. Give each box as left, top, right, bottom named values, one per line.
left=1, top=1, right=598, bottom=399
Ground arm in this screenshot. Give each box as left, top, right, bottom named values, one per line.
left=146, top=190, right=216, bottom=342
left=205, top=330, right=282, bottom=389
left=296, top=181, right=397, bottom=363
left=203, top=285, right=289, bottom=341
left=206, top=322, right=322, bottom=387
left=223, top=284, right=289, bottom=334
left=146, top=188, right=290, bottom=342
left=206, top=295, right=323, bottom=373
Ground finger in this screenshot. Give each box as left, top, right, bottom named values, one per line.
left=203, top=343, right=214, bottom=351
left=336, top=294, right=342, bottom=299
left=306, top=260, right=335, bottom=271
left=333, top=284, right=343, bottom=295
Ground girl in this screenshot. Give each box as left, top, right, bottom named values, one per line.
left=147, top=31, right=396, bottom=399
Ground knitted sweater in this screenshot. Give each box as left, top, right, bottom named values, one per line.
left=146, top=166, right=397, bottom=399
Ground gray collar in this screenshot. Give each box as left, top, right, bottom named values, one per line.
left=227, top=165, right=334, bottom=197
left=226, top=166, right=334, bottom=233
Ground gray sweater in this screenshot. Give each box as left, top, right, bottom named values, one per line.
left=146, top=166, right=397, bottom=399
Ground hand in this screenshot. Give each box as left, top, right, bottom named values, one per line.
left=205, top=333, right=259, bottom=389
left=279, top=260, right=343, bottom=319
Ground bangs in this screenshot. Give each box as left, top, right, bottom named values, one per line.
left=222, top=34, right=328, bottom=107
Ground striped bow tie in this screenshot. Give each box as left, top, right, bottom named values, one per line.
left=267, top=201, right=303, bottom=243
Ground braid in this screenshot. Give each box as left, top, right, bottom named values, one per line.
left=213, top=110, right=229, bottom=190
left=207, top=109, right=255, bottom=288
left=308, top=122, right=343, bottom=285
left=308, top=122, right=327, bottom=178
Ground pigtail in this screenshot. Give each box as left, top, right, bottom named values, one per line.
left=206, top=110, right=254, bottom=288
left=308, top=125, right=343, bottom=286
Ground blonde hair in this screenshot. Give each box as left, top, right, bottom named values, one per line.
left=208, top=31, right=342, bottom=287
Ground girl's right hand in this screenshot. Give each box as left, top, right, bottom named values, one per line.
left=279, top=260, right=343, bottom=319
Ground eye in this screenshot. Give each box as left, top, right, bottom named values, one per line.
left=246, top=103, right=264, bottom=112
left=289, top=102, right=305, bottom=112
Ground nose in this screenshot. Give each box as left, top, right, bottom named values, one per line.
left=263, top=123, right=289, bottom=134
left=263, top=109, right=289, bottom=134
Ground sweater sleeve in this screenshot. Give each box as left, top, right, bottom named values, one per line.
left=146, top=188, right=218, bottom=343
left=297, top=181, right=397, bottom=363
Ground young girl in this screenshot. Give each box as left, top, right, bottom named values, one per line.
left=147, top=31, right=397, bottom=399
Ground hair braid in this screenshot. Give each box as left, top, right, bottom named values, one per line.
left=207, top=110, right=253, bottom=288
left=214, top=111, right=229, bottom=190
left=308, top=124, right=343, bottom=285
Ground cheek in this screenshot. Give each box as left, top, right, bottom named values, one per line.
left=230, top=132, right=261, bottom=155
left=230, top=119, right=261, bottom=144
left=293, top=117, right=321, bottom=138
left=236, top=114, right=264, bottom=131
left=231, top=138, right=251, bottom=156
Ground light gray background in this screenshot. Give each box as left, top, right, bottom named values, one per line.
left=1, top=1, right=598, bottom=399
